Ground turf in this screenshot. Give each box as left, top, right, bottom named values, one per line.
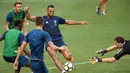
left=0, top=0, right=130, bottom=73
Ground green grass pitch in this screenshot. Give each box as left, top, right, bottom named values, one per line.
left=0, top=0, right=130, bottom=73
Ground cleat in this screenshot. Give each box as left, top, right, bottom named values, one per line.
left=96, top=6, right=100, bottom=15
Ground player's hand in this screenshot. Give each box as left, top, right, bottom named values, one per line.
left=23, top=21, right=29, bottom=26
left=89, top=57, right=99, bottom=64
left=81, top=21, right=89, bottom=25
left=13, top=61, right=19, bottom=70
left=96, top=50, right=108, bottom=56
left=24, top=6, right=29, bottom=12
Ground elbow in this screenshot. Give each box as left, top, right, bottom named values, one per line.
left=26, top=17, right=30, bottom=20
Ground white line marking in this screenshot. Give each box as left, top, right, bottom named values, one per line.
left=48, top=62, right=90, bottom=70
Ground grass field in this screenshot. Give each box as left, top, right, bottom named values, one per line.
left=0, top=0, right=130, bottom=73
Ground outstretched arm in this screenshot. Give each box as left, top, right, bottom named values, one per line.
left=106, top=45, right=118, bottom=52
left=96, top=45, right=118, bottom=56
left=24, top=7, right=36, bottom=22
left=65, top=20, right=89, bottom=25
left=13, top=42, right=28, bottom=70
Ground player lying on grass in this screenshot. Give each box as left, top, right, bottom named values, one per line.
left=0, top=20, right=32, bottom=73
left=96, top=0, right=108, bottom=15
left=90, top=36, right=130, bottom=64
left=13, top=16, right=67, bottom=73
left=24, top=4, right=89, bottom=63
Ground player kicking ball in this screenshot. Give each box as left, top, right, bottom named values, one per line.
left=90, top=36, right=130, bottom=64
left=24, top=5, right=88, bottom=63
left=96, top=0, right=108, bottom=15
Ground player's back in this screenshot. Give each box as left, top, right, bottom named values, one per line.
left=123, top=40, right=130, bottom=54
left=26, top=29, right=47, bottom=61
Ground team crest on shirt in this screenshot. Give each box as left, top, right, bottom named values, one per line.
left=54, top=20, right=57, bottom=26
left=45, top=21, right=48, bottom=24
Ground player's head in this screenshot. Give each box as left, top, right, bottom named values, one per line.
left=114, top=36, right=125, bottom=48
left=35, top=16, right=44, bottom=27
left=47, top=4, right=55, bottom=18
left=14, top=19, right=23, bottom=31
left=14, top=1, right=22, bottom=13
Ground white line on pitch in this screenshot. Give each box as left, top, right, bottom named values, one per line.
left=48, top=61, right=90, bottom=70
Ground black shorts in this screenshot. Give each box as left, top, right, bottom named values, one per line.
left=114, top=49, right=127, bottom=60
left=45, top=39, right=67, bottom=51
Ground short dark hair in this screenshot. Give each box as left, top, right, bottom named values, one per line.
left=47, top=4, right=55, bottom=9
left=14, top=1, right=22, bottom=6
left=114, top=36, right=125, bottom=43
left=35, top=16, right=44, bottom=26
left=14, top=20, right=22, bottom=27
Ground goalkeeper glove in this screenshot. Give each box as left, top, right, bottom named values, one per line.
left=96, top=50, right=108, bottom=56
left=89, top=56, right=102, bottom=64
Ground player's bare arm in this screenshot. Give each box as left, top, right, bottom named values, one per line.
left=24, top=7, right=36, bottom=22
left=5, top=22, right=10, bottom=31
left=96, top=45, right=118, bottom=56
left=13, top=42, right=28, bottom=70
left=22, top=19, right=28, bottom=35
left=106, top=45, right=118, bottom=52
left=23, top=47, right=30, bottom=57
left=47, top=41, right=64, bottom=72
left=65, top=20, right=89, bottom=25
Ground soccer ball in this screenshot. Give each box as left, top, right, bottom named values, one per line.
left=63, top=62, right=74, bottom=72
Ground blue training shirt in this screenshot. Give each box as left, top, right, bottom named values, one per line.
left=25, top=29, right=52, bottom=61
left=43, top=16, right=66, bottom=41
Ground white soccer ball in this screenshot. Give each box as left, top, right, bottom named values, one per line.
left=63, top=62, right=74, bottom=72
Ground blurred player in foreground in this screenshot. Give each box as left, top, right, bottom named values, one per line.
left=13, top=17, right=67, bottom=73
left=90, top=36, right=130, bottom=64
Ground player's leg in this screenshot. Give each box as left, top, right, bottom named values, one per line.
left=98, top=0, right=107, bottom=7
left=60, top=46, right=74, bottom=62
left=30, top=60, right=48, bottom=73
left=53, top=40, right=74, bottom=62
left=102, top=0, right=108, bottom=15
left=47, top=47, right=64, bottom=71
left=3, top=56, right=21, bottom=73
left=96, top=0, right=107, bottom=14
left=50, top=39, right=74, bottom=62
left=18, top=54, right=34, bottom=72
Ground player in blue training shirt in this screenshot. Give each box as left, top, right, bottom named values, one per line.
left=13, top=17, right=66, bottom=73
left=24, top=5, right=89, bottom=62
